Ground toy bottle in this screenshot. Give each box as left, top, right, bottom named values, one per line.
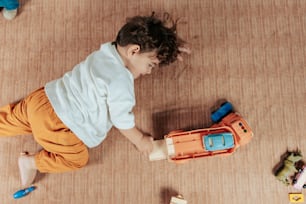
left=13, top=186, right=36, bottom=199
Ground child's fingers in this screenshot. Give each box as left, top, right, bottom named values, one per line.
left=178, top=47, right=191, bottom=54
left=177, top=47, right=191, bottom=62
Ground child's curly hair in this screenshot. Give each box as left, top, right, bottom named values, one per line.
left=113, top=12, right=184, bottom=66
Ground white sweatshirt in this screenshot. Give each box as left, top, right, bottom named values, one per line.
left=45, top=42, right=135, bottom=148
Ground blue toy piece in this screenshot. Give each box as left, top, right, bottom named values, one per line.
left=203, top=132, right=235, bottom=151
left=13, top=186, right=36, bottom=199
left=211, top=102, right=233, bottom=123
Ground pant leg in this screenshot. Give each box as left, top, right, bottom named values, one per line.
left=13, top=88, right=89, bottom=173
left=0, top=100, right=32, bottom=136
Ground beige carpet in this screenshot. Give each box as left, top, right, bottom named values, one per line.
left=0, top=0, right=305, bottom=203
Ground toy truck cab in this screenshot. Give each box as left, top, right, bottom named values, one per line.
left=211, top=112, right=253, bottom=146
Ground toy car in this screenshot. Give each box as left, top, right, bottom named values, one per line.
left=203, top=132, right=234, bottom=151
left=211, top=102, right=233, bottom=123
left=149, top=102, right=253, bottom=163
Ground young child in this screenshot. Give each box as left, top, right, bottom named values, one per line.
left=0, top=12, right=190, bottom=187
left=0, top=0, right=19, bottom=20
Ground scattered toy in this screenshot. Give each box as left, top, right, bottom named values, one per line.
left=170, top=195, right=187, bottom=204
left=211, top=102, right=233, bottom=123
left=293, top=165, right=306, bottom=190
left=13, top=186, right=36, bottom=199
left=289, top=193, right=304, bottom=203
left=275, top=152, right=303, bottom=185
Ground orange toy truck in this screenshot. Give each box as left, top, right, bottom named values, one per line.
left=149, top=102, right=253, bottom=163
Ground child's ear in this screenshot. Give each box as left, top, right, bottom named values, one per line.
left=127, top=44, right=141, bottom=56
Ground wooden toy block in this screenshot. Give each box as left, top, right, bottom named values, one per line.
left=170, top=195, right=187, bottom=204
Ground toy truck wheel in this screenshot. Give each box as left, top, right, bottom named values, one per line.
left=211, top=102, right=233, bottom=123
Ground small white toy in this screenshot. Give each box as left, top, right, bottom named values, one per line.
left=293, top=165, right=306, bottom=190
left=170, top=195, right=187, bottom=204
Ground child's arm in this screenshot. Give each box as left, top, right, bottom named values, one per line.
left=119, top=127, right=153, bottom=154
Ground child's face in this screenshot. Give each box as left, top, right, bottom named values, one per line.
left=127, top=48, right=160, bottom=79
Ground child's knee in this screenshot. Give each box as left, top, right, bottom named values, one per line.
left=74, top=149, right=89, bottom=168
left=71, top=147, right=89, bottom=169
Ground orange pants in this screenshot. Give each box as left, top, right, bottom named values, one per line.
left=0, top=88, right=89, bottom=173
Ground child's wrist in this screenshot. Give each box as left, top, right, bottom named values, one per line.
left=134, top=133, right=144, bottom=146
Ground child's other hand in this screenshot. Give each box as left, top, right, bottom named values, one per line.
left=135, top=134, right=154, bottom=155
left=177, top=46, right=191, bottom=62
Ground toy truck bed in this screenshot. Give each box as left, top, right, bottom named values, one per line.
left=165, top=127, right=236, bottom=163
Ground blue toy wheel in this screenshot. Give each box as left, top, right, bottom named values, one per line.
left=211, top=102, right=233, bottom=123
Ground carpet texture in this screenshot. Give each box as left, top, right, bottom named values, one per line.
left=0, top=0, right=305, bottom=203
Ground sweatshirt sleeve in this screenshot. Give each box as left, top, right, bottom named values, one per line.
left=107, top=73, right=135, bottom=130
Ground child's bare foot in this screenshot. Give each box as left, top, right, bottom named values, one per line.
left=18, top=153, right=37, bottom=187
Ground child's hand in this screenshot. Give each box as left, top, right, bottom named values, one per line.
left=119, top=127, right=154, bottom=155
left=177, top=46, right=191, bottom=62
left=135, top=134, right=154, bottom=155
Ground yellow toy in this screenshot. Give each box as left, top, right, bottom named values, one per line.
left=289, top=193, right=304, bottom=203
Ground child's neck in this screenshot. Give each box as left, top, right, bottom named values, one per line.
left=116, top=45, right=129, bottom=68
